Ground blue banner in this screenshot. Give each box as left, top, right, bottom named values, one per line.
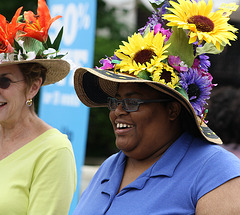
left=38, top=0, right=97, bottom=214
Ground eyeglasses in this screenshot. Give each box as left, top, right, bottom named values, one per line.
left=0, top=77, right=25, bottom=89
left=108, top=97, right=172, bottom=112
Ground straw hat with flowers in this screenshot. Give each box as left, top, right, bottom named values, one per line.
left=0, top=0, right=70, bottom=85
left=74, top=0, right=239, bottom=145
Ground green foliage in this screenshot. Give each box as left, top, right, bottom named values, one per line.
left=137, top=70, right=152, bottom=80
left=47, top=27, right=64, bottom=51
left=96, top=0, right=133, bottom=40
left=22, top=37, right=45, bottom=55
left=196, top=42, right=224, bottom=56
left=166, top=27, right=194, bottom=67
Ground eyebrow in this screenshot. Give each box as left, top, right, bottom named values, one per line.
left=115, top=92, right=143, bottom=98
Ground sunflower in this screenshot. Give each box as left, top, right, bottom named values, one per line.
left=114, top=31, right=170, bottom=76
left=152, top=63, right=179, bottom=89
left=163, top=0, right=238, bottom=50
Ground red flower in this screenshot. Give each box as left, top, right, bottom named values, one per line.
left=7, top=7, right=24, bottom=45
left=20, top=0, right=62, bottom=42
left=0, top=7, right=23, bottom=53
left=0, top=33, right=14, bottom=53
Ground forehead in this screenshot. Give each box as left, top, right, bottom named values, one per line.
left=117, top=83, right=162, bottom=98
left=0, top=65, right=22, bottom=77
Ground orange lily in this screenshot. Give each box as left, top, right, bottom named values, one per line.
left=0, top=7, right=23, bottom=53
left=0, top=32, right=14, bottom=53
left=7, top=7, right=24, bottom=45
left=21, top=0, right=62, bottom=42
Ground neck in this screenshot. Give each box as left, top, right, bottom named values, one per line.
left=0, top=111, right=51, bottom=160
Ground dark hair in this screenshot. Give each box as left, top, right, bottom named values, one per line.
left=17, top=63, right=47, bottom=88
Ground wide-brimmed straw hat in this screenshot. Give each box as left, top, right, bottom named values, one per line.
left=74, top=67, right=222, bottom=145
left=0, top=0, right=70, bottom=85
left=0, top=59, right=70, bottom=86
left=74, top=0, right=239, bottom=145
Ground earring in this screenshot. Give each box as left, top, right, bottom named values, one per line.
left=26, top=99, right=33, bottom=107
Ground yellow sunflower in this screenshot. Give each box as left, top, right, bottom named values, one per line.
left=163, top=0, right=238, bottom=50
left=152, top=63, right=179, bottom=89
left=219, top=3, right=239, bottom=17
left=114, top=31, right=170, bottom=76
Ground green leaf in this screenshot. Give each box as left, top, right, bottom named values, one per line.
left=53, top=54, right=67, bottom=59
left=137, top=70, right=152, bottom=80
left=22, top=37, right=45, bottom=56
left=165, top=27, right=194, bottom=67
left=45, top=36, right=52, bottom=49
left=175, top=86, right=189, bottom=100
left=13, top=38, right=23, bottom=53
left=142, top=25, right=151, bottom=38
left=52, top=27, right=63, bottom=51
left=196, top=42, right=224, bottom=56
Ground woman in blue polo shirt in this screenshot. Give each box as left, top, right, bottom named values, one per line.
left=73, top=0, right=240, bottom=214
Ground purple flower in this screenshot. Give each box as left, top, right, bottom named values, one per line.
left=168, top=55, right=188, bottom=72
left=98, top=58, right=114, bottom=70
left=179, top=68, right=213, bottom=115
left=138, top=10, right=161, bottom=35
left=154, top=23, right=172, bottom=42
left=97, top=55, right=121, bottom=70
left=199, top=54, right=211, bottom=71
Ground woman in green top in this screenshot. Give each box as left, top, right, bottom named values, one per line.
left=0, top=0, right=76, bottom=214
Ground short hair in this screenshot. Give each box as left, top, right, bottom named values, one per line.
left=17, top=63, right=47, bottom=88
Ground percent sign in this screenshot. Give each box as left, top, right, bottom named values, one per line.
left=78, top=3, right=91, bottom=30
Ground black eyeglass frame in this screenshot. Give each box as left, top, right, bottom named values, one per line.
left=0, top=77, right=25, bottom=89
left=107, top=97, right=173, bottom=112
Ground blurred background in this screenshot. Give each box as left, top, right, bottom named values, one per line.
left=1, top=0, right=240, bottom=164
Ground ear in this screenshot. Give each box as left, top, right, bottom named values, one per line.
left=167, top=101, right=181, bottom=121
left=26, top=78, right=42, bottom=99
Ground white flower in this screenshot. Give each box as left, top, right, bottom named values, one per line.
left=8, top=53, right=15, bottom=61
left=26, top=52, right=36, bottom=60
left=43, top=48, right=57, bottom=59
left=0, top=53, right=6, bottom=62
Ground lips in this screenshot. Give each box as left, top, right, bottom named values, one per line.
left=0, top=102, right=7, bottom=107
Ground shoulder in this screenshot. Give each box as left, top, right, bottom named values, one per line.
left=35, top=128, right=73, bottom=152
left=187, top=137, right=240, bottom=204
left=187, top=136, right=240, bottom=168
left=29, top=129, right=75, bottom=169
left=196, top=176, right=240, bottom=214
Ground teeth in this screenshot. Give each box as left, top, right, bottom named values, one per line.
left=0, top=102, right=6, bottom=106
left=117, top=123, right=133, bottom=129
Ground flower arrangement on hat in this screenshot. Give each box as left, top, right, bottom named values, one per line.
left=0, top=0, right=64, bottom=62
left=98, top=0, right=239, bottom=122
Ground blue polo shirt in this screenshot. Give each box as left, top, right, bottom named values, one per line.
left=73, top=133, right=240, bottom=215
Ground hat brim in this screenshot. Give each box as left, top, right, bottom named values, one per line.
left=74, top=67, right=222, bottom=145
left=0, top=59, right=70, bottom=86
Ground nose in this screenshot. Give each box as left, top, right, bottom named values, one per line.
left=114, top=102, right=128, bottom=116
